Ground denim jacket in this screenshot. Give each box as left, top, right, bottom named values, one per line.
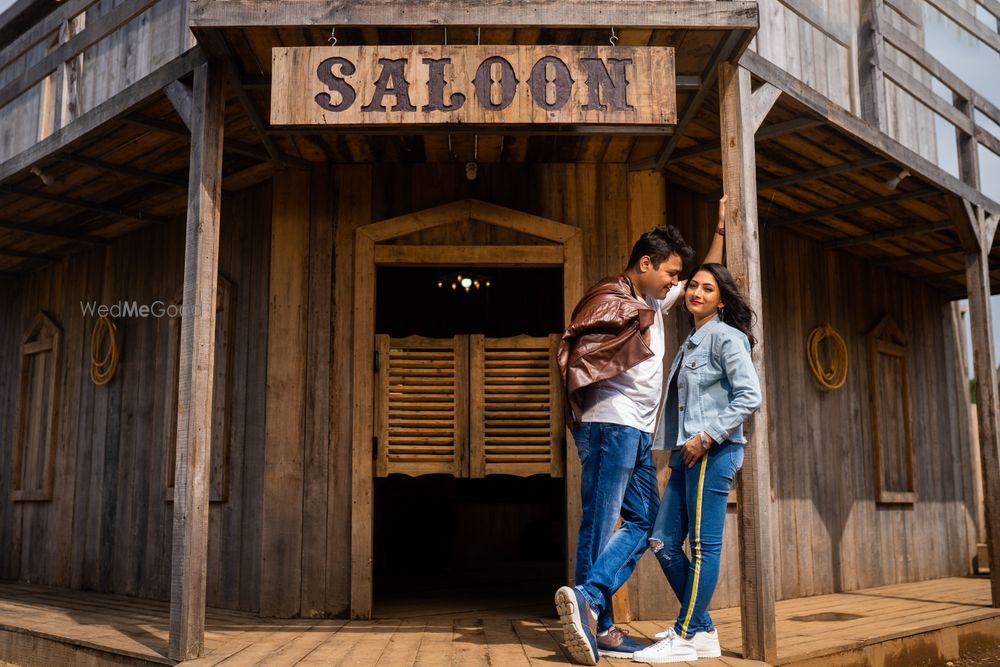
left=653, top=315, right=762, bottom=450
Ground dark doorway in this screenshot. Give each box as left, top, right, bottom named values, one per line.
left=373, top=264, right=566, bottom=616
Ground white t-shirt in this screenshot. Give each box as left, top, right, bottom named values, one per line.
left=580, top=283, right=683, bottom=433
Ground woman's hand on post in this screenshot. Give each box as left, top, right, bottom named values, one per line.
left=716, top=194, right=728, bottom=236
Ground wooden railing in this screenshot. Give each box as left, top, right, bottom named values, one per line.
left=862, top=0, right=1000, bottom=192
left=0, top=0, right=194, bottom=163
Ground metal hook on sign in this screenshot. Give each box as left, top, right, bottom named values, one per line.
left=328, top=26, right=337, bottom=46
left=610, top=27, right=619, bottom=46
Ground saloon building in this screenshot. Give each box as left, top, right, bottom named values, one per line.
left=0, top=0, right=999, bottom=665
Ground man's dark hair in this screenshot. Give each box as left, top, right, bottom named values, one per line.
left=626, top=225, right=694, bottom=270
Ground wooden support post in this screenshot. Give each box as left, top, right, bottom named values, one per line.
left=955, top=197, right=1000, bottom=589
left=717, top=62, right=777, bottom=663
left=168, top=60, right=225, bottom=662
left=859, top=0, right=888, bottom=130
left=965, top=227, right=1000, bottom=606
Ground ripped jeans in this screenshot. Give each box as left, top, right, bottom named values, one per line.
left=572, top=422, right=660, bottom=633
left=648, top=442, right=744, bottom=638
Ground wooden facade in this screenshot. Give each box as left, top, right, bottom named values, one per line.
left=0, top=0, right=998, bottom=664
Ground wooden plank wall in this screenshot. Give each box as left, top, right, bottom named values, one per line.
left=0, top=164, right=976, bottom=619
left=0, top=0, right=194, bottom=162
left=751, top=0, right=938, bottom=163
left=0, top=181, right=271, bottom=612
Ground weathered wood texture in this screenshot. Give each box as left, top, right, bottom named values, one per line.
left=168, top=59, right=225, bottom=660
left=271, top=46, right=676, bottom=127
left=0, top=161, right=978, bottom=621
left=0, top=181, right=272, bottom=611
left=750, top=0, right=938, bottom=164
left=0, top=0, right=196, bottom=163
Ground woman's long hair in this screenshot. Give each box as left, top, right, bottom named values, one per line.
left=687, top=263, right=757, bottom=348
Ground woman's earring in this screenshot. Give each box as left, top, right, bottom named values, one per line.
left=717, top=305, right=725, bottom=318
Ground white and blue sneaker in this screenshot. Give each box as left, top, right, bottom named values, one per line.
left=654, top=627, right=721, bottom=658
left=632, top=628, right=698, bottom=663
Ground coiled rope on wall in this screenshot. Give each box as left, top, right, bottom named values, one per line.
left=90, top=314, right=119, bottom=385
left=806, top=323, right=848, bottom=391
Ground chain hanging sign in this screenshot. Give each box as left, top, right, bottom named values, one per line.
left=271, top=46, right=676, bottom=126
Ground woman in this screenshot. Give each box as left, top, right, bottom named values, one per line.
left=632, top=263, right=762, bottom=664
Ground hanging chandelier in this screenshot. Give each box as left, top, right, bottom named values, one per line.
left=436, top=272, right=491, bottom=293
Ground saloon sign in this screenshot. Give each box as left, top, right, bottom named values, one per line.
left=271, top=46, right=676, bottom=126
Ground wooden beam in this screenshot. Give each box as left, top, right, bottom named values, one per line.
left=780, top=0, right=852, bottom=46
left=163, top=80, right=194, bottom=132
left=822, top=219, right=951, bottom=249
left=767, top=187, right=939, bottom=228
left=739, top=49, right=1000, bottom=218
left=0, top=48, right=205, bottom=184
left=0, top=184, right=169, bottom=223
left=0, top=248, right=58, bottom=260
left=56, top=154, right=188, bottom=189
left=985, top=211, right=1000, bottom=248
left=750, top=82, right=781, bottom=132
left=718, top=62, right=777, bottom=664
left=196, top=29, right=286, bottom=168
left=923, top=0, right=1000, bottom=56
left=124, top=115, right=313, bottom=169
left=880, top=58, right=975, bottom=135
left=632, top=30, right=744, bottom=171
left=189, top=0, right=760, bottom=29
left=705, top=157, right=887, bottom=200
left=965, top=226, right=1000, bottom=608
left=373, top=244, right=563, bottom=266
left=0, top=219, right=110, bottom=245
left=650, top=117, right=824, bottom=167
left=168, top=59, right=225, bottom=662
left=877, top=247, right=961, bottom=265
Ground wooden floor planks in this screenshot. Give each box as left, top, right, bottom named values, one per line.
left=0, top=577, right=995, bottom=666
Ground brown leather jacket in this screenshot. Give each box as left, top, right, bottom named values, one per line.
left=557, top=274, right=656, bottom=426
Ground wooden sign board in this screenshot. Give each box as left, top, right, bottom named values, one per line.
left=271, top=46, right=676, bottom=126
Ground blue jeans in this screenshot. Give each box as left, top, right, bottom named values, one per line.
left=649, top=442, right=744, bottom=638
left=572, top=422, right=660, bottom=633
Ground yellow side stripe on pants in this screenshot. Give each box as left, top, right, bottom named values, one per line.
left=680, top=452, right=709, bottom=637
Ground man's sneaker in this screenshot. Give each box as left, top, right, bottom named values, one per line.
left=653, top=628, right=720, bottom=658
left=554, top=586, right=598, bottom=665
left=631, top=628, right=698, bottom=664
left=597, top=626, right=649, bottom=658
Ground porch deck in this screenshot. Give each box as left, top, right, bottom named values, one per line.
left=0, top=576, right=997, bottom=666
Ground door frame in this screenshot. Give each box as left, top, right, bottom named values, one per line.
left=350, top=198, right=582, bottom=618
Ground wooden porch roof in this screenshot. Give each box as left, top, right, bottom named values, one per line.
left=0, top=13, right=996, bottom=297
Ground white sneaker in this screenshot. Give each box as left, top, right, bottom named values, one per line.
left=653, top=628, right=720, bottom=658
left=631, top=628, right=698, bottom=663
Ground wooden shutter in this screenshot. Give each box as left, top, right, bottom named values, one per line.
left=375, top=335, right=468, bottom=477
left=470, top=334, right=564, bottom=478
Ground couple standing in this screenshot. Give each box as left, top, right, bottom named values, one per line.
left=555, top=196, right=762, bottom=664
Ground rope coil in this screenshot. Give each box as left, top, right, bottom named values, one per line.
left=806, top=323, right=848, bottom=391
left=90, top=314, right=119, bottom=386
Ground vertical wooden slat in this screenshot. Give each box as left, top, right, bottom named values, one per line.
left=260, top=167, right=311, bottom=618
left=168, top=58, right=225, bottom=662
left=454, top=335, right=470, bottom=478
left=470, top=334, right=486, bottom=478
left=562, top=230, right=583, bottom=584
left=351, top=229, right=377, bottom=619
left=548, top=333, right=565, bottom=478
left=718, top=62, right=777, bottom=664
left=858, top=0, right=888, bottom=130
left=374, top=334, right=391, bottom=478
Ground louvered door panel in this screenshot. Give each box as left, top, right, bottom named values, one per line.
left=470, top=334, right=564, bottom=477
left=375, top=335, right=468, bottom=477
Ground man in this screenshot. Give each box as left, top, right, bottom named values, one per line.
left=554, top=196, right=727, bottom=665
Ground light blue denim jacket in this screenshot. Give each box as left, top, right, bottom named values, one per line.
left=653, top=315, right=762, bottom=450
